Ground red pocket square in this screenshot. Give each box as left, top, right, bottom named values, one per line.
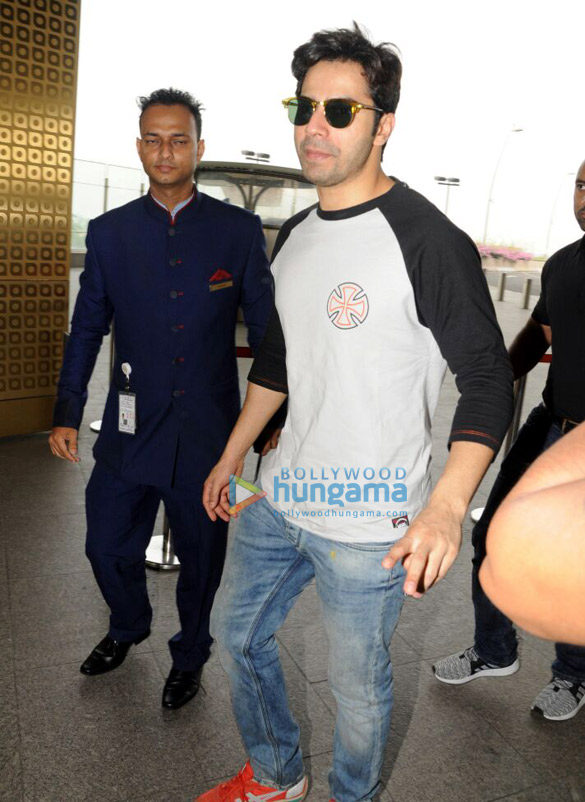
left=209, top=269, right=232, bottom=282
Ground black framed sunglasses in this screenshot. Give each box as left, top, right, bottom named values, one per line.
left=282, top=96, right=384, bottom=129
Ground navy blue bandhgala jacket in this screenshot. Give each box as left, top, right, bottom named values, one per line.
left=54, top=190, right=273, bottom=486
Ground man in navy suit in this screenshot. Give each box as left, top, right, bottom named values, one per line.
left=49, top=88, right=273, bottom=709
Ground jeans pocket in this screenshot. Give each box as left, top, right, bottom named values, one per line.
left=331, top=540, right=405, bottom=583
left=341, top=540, right=396, bottom=553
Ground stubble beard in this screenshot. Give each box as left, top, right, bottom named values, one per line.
left=298, top=136, right=374, bottom=189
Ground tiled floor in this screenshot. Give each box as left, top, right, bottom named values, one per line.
left=0, top=289, right=583, bottom=802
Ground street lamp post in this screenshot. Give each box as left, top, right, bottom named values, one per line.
left=482, top=126, right=523, bottom=244
left=433, top=176, right=460, bottom=215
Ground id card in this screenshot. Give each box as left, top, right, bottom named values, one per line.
left=118, top=391, right=137, bottom=434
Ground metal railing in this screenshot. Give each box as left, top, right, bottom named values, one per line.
left=71, top=158, right=317, bottom=250
left=72, top=159, right=147, bottom=249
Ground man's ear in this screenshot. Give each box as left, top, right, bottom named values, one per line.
left=197, top=138, right=206, bottom=162
left=374, top=113, right=395, bottom=147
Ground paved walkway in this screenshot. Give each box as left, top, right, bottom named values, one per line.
left=0, top=287, right=582, bottom=802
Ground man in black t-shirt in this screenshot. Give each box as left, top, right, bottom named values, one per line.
left=434, top=160, right=585, bottom=721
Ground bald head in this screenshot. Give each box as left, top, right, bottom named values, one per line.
left=574, top=160, right=585, bottom=232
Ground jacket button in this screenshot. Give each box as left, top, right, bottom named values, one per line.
left=168, top=227, right=176, bottom=237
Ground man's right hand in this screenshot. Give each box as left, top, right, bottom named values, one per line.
left=203, top=455, right=244, bottom=522
left=202, top=381, right=287, bottom=522
left=49, top=426, right=80, bottom=462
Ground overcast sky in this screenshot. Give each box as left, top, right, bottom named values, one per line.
left=74, top=0, right=585, bottom=255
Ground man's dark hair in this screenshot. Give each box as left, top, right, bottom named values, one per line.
left=137, top=88, right=204, bottom=139
left=291, top=23, right=402, bottom=117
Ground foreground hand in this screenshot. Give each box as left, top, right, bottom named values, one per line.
left=203, top=455, right=244, bottom=523
left=382, top=500, right=463, bottom=597
left=49, top=426, right=80, bottom=462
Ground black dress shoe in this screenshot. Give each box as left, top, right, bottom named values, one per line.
left=80, top=632, right=149, bottom=676
left=162, top=666, right=203, bottom=710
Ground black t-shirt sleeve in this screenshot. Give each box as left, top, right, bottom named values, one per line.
left=381, top=186, right=513, bottom=453
left=386, top=197, right=512, bottom=454
left=247, top=213, right=312, bottom=394
left=248, top=301, right=288, bottom=393
left=414, top=228, right=513, bottom=451
left=532, top=259, right=551, bottom=325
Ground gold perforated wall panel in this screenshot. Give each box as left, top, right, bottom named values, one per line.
left=0, top=0, right=79, bottom=436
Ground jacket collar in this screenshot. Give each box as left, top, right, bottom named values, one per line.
left=144, top=186, right=202, bottom=224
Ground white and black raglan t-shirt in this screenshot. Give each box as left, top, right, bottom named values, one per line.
left=250, top=180, right=513, bottom=544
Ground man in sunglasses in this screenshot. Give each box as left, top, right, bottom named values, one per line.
left=200, top=24, right=513, bottom=802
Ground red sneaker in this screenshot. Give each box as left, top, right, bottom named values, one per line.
left=196, top=762, right=308, bottom=802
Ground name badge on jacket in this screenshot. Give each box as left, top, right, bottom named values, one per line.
left=119, top=392, right=137, bottom=434
left=118, top=362, right=137, bottom=434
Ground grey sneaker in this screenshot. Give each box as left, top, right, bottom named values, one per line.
left=433, top=646, right=519, bottom=685
left=532, top=677, right=585, bottom=721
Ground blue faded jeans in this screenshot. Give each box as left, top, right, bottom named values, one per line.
left=211, top=497, right=406, bottom=802
left=472, top=403, right=585, bottom=681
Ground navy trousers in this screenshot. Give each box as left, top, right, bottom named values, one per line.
left=472, top=404, right=585, bottom=681
left=85, top=461, right=228, bottom=670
